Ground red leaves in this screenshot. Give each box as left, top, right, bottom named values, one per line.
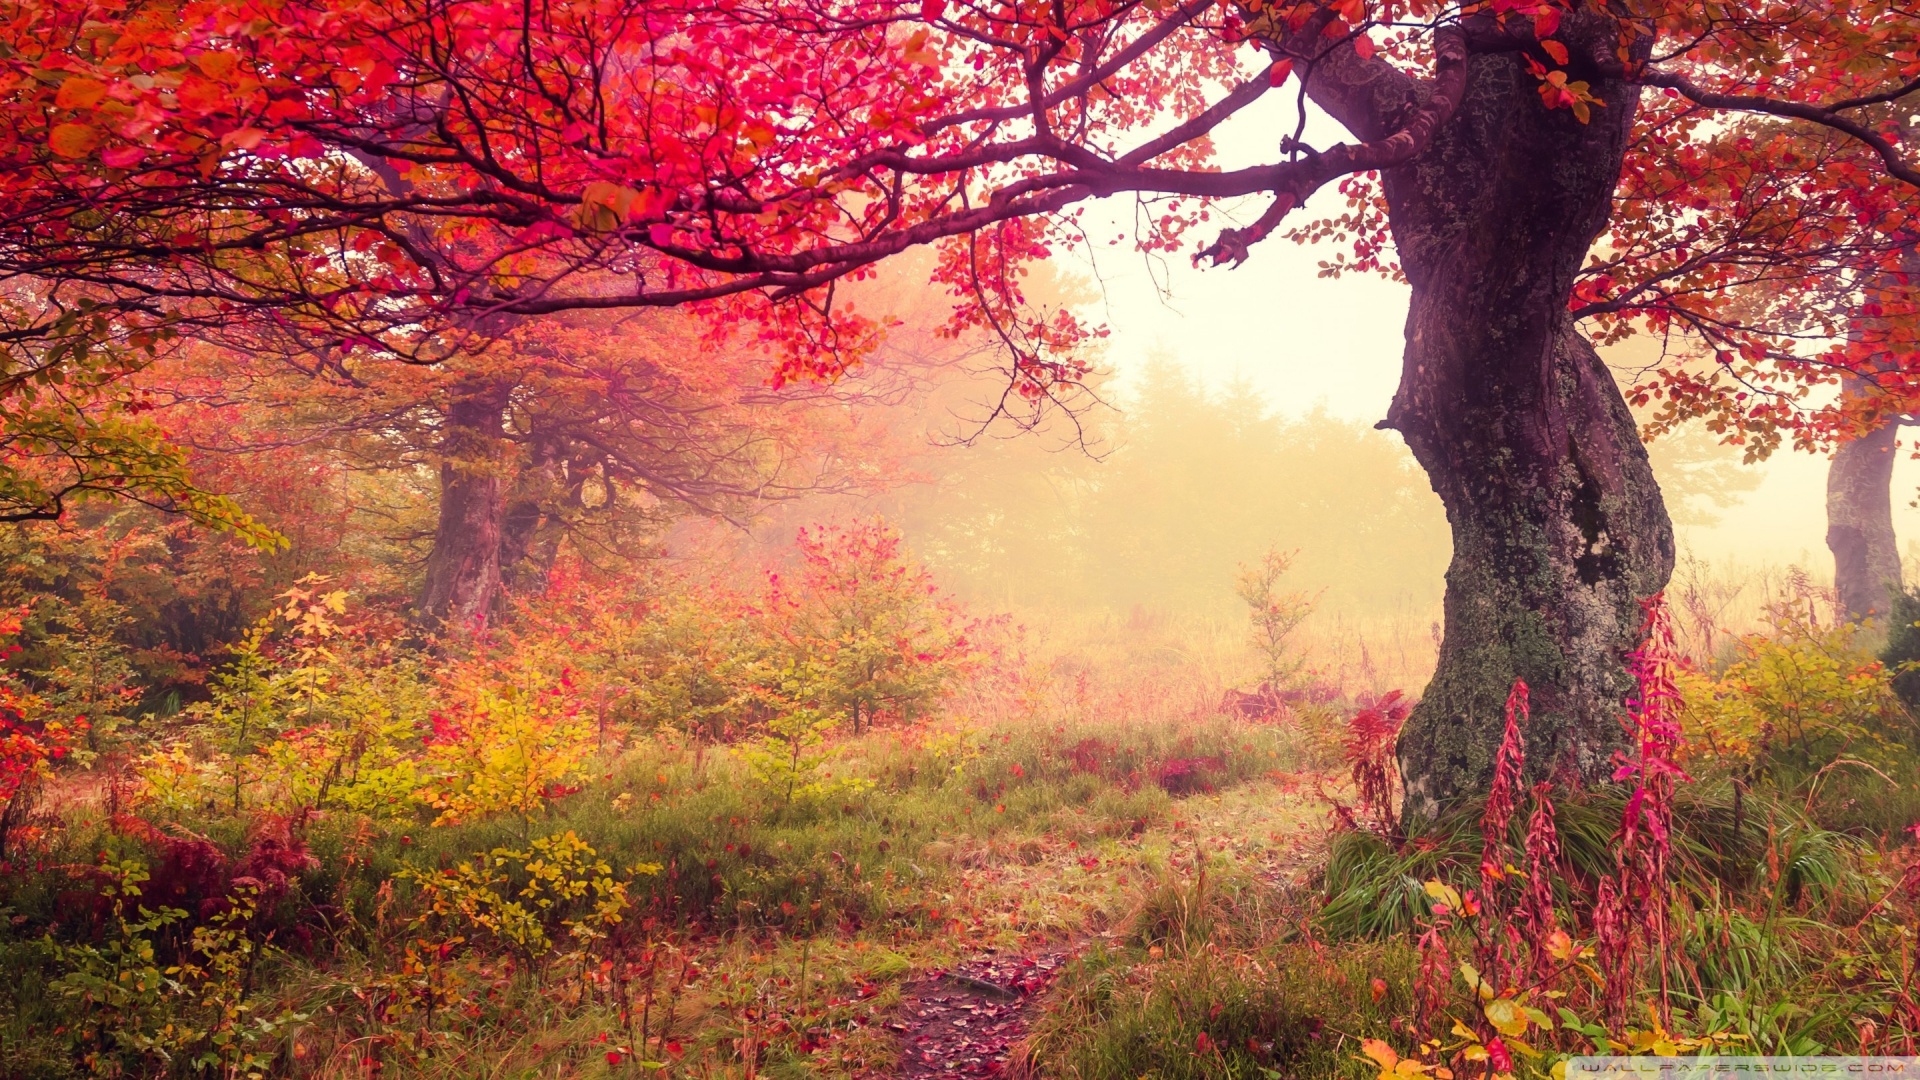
left=1267, top=58, right=1293, bottom=87
left=1484, top=1036, right=1514, bottom=1074
left=1330, top=689, right=1411, bottom=838
left=1479, top=680, right=1528, bottom=890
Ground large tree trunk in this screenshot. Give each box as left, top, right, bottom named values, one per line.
left=416, top=380, right=515, bottom=630
left=1827, top=412, right=1903, bottom=621
left=1310, top=16, right=1673, bottom=817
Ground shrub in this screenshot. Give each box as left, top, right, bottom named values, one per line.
left=1677, top=602, right=1912, bottom=785
left=46, top=859, right=306, bottom=1079
left=768, top=520, right=979, bottom=735
left=423, top=674, right=594, bottom=828
left=1233, top=546, right=1315, bottom=690
left=1880, top=586, right=1920, bottom=711
left=0, top=608, right=81, bottom=863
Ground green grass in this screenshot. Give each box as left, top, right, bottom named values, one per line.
left=0, top=710, right=1319, bottom=1079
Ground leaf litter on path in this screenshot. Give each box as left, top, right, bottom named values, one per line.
left=889, top=948, right=1068, bottom=1078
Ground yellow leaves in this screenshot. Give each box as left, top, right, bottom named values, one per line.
left=1537, top=69, right=1603, bottom=124
left=426, top=680, right=593, bottom=827
left=1451, top=1019, right=1489, bottom=1061
left=575, top=181, right=666, bottom=233
left=1357, top=1039, right=1452, bottom=1080
left=48, top=122, right=100, bottom=159
left=1483, top=997, right=1529, bottom=1038
left=742, top=120, right=777, bottom=150
left=1423, top=879, right=1461, bottom=913
left=1613, top=1019, right=1746, bottom=1057
left=1618, top=1021, right=1686, bottom=1057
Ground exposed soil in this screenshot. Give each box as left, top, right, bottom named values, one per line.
left=888, top=949, right=1069, bottom=1078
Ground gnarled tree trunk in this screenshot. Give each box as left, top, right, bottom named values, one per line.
left=416, top=379, right=515, bottom=630
left=1827, top=411, right=1902, bottom=622
left=1308, top=15, right=1673, bottom=818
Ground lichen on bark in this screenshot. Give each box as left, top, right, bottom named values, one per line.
left=1302, top=14, right=1676, bottom=818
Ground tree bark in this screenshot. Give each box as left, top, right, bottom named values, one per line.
left=1824, top=241, right=1917, bottom=623
left=1306, top=16, right=1673, bottom=817
left=1827, top=412, right=1903, bottom=621
left=499, top=435, right=566, bottom=595
left=416, top=379, right=515, bottom=630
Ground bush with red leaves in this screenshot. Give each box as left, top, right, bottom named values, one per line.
left=1153, top=756, right=1224, bottom=796
left=144, top=817, right=318, bottom=924
left=1325, top=690, right=1412, bottom=838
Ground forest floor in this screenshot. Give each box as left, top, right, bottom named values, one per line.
left=2, top=711, right=1343, bottom=1079
left=873, top=777, right=1326, bottom=1078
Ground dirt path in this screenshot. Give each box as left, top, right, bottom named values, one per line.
left=888, top=949, right=1069, bottom=1078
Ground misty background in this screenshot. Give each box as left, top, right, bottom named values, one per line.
left=686, top=181, right=1920, bottom=694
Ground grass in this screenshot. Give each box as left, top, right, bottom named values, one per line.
left=0, top=707, right=1328, bottom=1079
left=6, top=602, right=1919, bottom=1078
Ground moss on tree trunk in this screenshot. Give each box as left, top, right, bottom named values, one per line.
left=1305, top=13, right=1674, bottom=817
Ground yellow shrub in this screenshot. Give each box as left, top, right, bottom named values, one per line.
left=1676, top=607, right=1907, bottom=776
left=424, top=680, right=593, bottom=827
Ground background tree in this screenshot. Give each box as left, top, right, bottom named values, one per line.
left=767, top=520, right=974, bottom=735
left=165, top=311, right=910, bottom=627
left=1235, top=547, right=1315, bottom=689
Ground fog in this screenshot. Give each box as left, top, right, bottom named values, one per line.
left=1070, top=183, right=1920, bottom=574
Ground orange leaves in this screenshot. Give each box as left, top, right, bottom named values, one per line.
left=176, top=74, right=229, bottom=114
left=574, top=181, right=669, bottom=232
left=46, top=122, right=100, bottom=158
left=1524, top=55, right=1602, bottom=123
left=902, top=27, right=941, bottom=68
left=52, top=76, right=108, bottom=109
left=1356, top=1038, right=1452, bottom=1080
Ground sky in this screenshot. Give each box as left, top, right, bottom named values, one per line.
left=1031, top=89, right=1920, bottom=577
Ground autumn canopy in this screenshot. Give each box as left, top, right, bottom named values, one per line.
left=3, top=0, right=1919, bottom=807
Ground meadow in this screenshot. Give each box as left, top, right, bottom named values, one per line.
left=0, top=509, right=1915, bottom=1080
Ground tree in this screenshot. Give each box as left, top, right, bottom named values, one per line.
left=767, top=520, right=972, bottom=734
left=1826, top=379, right=1905, bottom=623
left=160, top=311, right=906, bottom=628
left=1610, top=117, right=1920, bottom=622
left=1235, top=547, right=1314, bottom=688
left=5, top=0, right=1920, bottom=811
left=0, top=608, right=80, bottom=860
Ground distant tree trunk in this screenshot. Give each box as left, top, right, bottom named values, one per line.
left=1827, top=411, right=1903, bottom=621
left=1310, top=14, right=1672, bottom=818
left=416, top=379, right=515, bottom=630
left=1825, top=241, right=1918, bottom=624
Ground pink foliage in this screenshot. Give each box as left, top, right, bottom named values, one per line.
left=1594, top=594, right=1688, bottom=1025
left=1330, top=689, right=1411, bottom=838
